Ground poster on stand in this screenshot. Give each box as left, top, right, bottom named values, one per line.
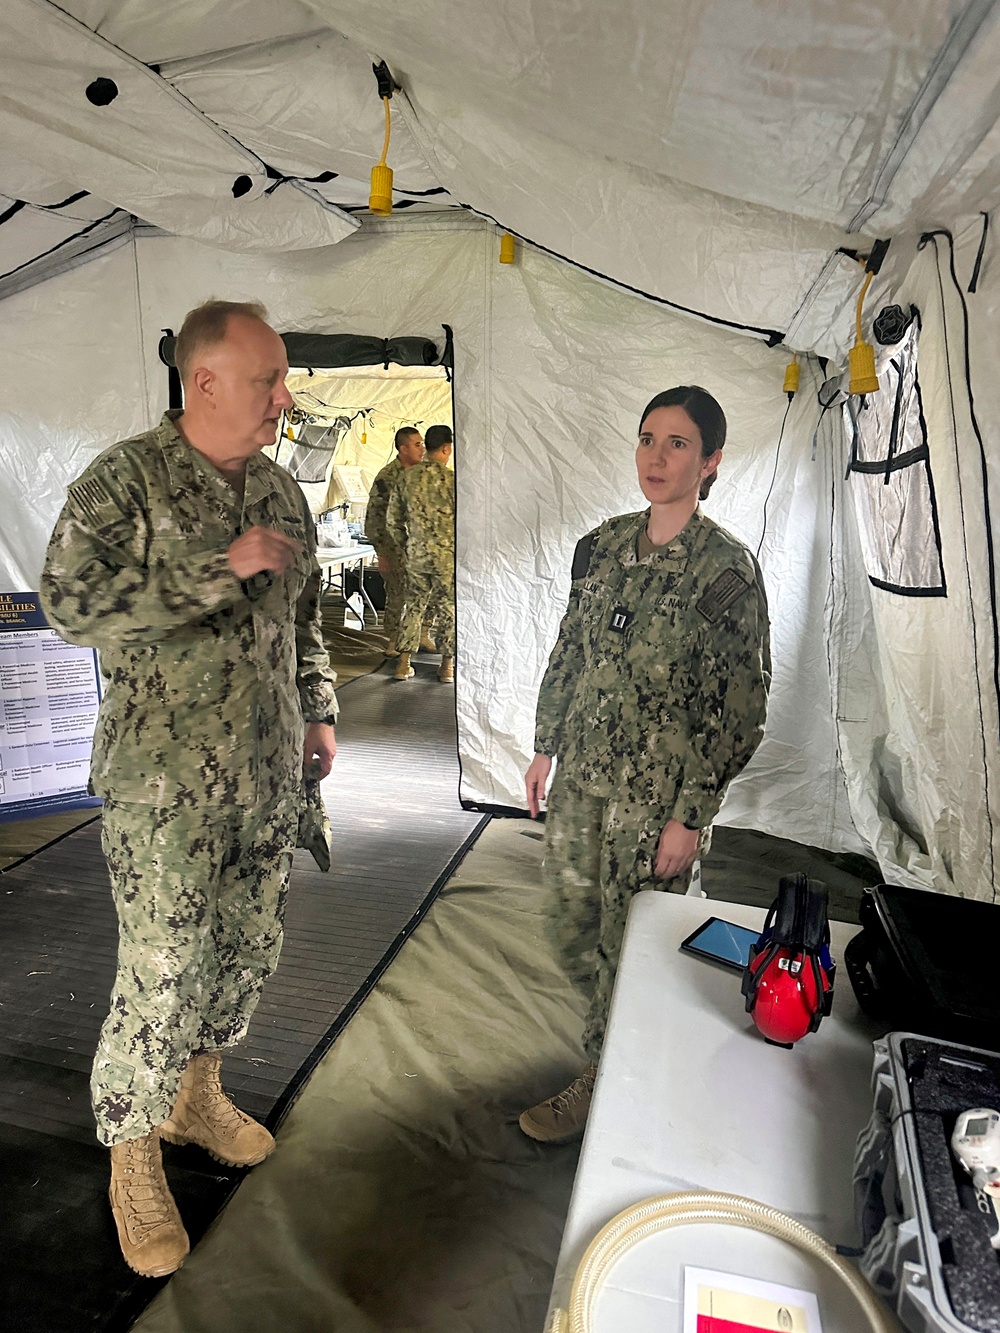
left=0, top=592, right=102, bottom=822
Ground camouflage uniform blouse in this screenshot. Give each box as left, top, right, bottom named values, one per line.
left=534, top=509, right=770, bottom=829
left=40, top=412, right=338, bottom=809
left=387, top=461, right=455, bottom=578
left=365, top=456, right=405, bottom=558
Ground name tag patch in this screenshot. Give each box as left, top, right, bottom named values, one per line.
left=696, top=567, right=751, bottom=622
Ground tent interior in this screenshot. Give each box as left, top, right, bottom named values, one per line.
left=2, top=0, right=1000, bottom=1329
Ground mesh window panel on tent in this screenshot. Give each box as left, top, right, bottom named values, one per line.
left=283, top=420, right=350, bottom=482
left=844, top=322, right=946, bottom=597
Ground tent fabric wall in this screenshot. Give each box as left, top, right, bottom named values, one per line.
left=0, top=242, right=149, bottom=591
left=2, top=208, right=998, bottom=894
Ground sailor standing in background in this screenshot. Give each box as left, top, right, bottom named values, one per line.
left=519, top=386, right=770, bottom=1144
left=365, top=425, right=430, bottom=655
left=387, top=424, right=456, bottom=683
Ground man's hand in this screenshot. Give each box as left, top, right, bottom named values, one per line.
left=303, top=722, right=337, bottom=779
left=228, top=526, right=302, bottom=580
left=377, top=552, right=392, bottom=575
left=654, top=819, right=700, bottom=881
left=525, top=753, right=553, bottom=818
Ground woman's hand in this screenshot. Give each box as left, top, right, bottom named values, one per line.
left=654, top=818, right=700, bottom=880
left=525, top=753, right=553, bottom=818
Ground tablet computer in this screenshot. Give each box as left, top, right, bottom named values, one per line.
left=679, top=916, right=760, bottom=972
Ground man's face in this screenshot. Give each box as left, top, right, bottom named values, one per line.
left=196, top=315, right=292, bottom=455
left=397, top=433, right=425, bottom=467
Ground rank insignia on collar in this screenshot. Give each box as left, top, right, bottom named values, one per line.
left=607, top=607, right=634, bottom=633
left=696, top=567, right=751, bottom=622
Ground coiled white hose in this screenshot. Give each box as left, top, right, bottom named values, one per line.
left=547, top=1190, right=896, bottom=1333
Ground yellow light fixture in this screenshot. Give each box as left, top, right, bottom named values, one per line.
left=499, top=232, right=516, bottom=264
left=782, top=357, right=800, bottom=397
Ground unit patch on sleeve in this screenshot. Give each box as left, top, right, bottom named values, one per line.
left=696, top=566, right=751, bottom=622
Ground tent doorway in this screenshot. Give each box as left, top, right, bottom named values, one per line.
left=274, top=362, right=455, bottom=676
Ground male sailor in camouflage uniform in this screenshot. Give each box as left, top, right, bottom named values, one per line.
left=365, top=425, right=431, bottom=653
left=386, top=423, right=456, bottom=683
left=519, top=387, right=770, bottom=1144
left=40, top=300, right=338, bottom=1278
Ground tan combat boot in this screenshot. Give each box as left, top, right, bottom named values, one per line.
left=109, top=1133, right=189, bottom=1277
left=418, top=628, right=437, bottom=652
left=394, top=651, right=414, bottom=681
left=160, top=1053, right=274, bottom=1167
left=437, top=656, right=455, bottom=684
left=518, top=1063, right=598, bottom=1143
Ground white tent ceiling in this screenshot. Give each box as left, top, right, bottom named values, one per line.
left=3, top=1, right=1000, bottom=348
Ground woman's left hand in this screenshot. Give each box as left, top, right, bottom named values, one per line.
left=654, top=819, right=700, bottom=880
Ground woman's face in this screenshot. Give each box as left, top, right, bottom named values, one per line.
left=635, top=405, right=721, bottom=507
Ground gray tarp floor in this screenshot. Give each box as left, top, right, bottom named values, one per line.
left=132, top=819, right=877, bottom=1333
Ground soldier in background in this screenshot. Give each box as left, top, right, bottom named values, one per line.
left=519, top=386, right=770, bottom=1144
left=387, top=423, right=456, bottom=683
left=40, top=299, right=338, bottom=1278
left=365, top=426, right=435, bottom=655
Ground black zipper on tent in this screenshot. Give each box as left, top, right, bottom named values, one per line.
left=455, top=202, right=786, bottom=346
left=883, top=356, right=906, bottom=483
left=40, top=190, right=90, bottom=211
left=0, top=199, right=26, bottom=227
left=0, top=191, right=92, bottom=230
left=969, top=211, right=990, bottom=293
left=919, top=228, right=998, bottom=894
left=0, top=208, right=123, bottom=283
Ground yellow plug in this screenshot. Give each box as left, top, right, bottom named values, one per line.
left=848, top=271, right=879, bottom=396
left=369, top=96, right=394, bottom=215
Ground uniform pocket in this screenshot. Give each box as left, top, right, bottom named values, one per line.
left=624, top=600, right=698, bottom=691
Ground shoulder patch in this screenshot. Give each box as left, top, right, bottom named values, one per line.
left=571, top=531, right=598, bottom=581
left=66, top=475, right=127, bottom=530
left=696, top=566, right=751, bottom=622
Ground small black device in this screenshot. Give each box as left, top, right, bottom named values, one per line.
left=679, top=916, right=760, bottom=973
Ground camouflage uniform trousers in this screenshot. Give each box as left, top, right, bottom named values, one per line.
left=91, top=791, right=299, bottom=1146
left=379, top=546, right=408, bottom=646
left=398, top=562, right=455, bottom=655
left=543, top=770, right=711, bottom=1061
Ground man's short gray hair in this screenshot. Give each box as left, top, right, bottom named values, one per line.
left=175, top=299, right=269, bottom=381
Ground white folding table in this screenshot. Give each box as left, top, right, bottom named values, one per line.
left=315, top=543, right=377, bottom=618
left=546, top=891, right=894, bottom=1333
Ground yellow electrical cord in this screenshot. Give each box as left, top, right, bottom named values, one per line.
left=369, top=95, right=394, bottom=215
left=855, top=271, right=874, bottom=345
left=378, top=95, right=391, bottom=168
left=546, top=1190, right=897, bottom=1333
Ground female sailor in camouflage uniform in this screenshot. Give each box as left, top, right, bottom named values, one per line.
left=519, top=386, right=770, bottom=1142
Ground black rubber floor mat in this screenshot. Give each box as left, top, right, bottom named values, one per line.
left=0, top=655, right=487, bottom=1331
